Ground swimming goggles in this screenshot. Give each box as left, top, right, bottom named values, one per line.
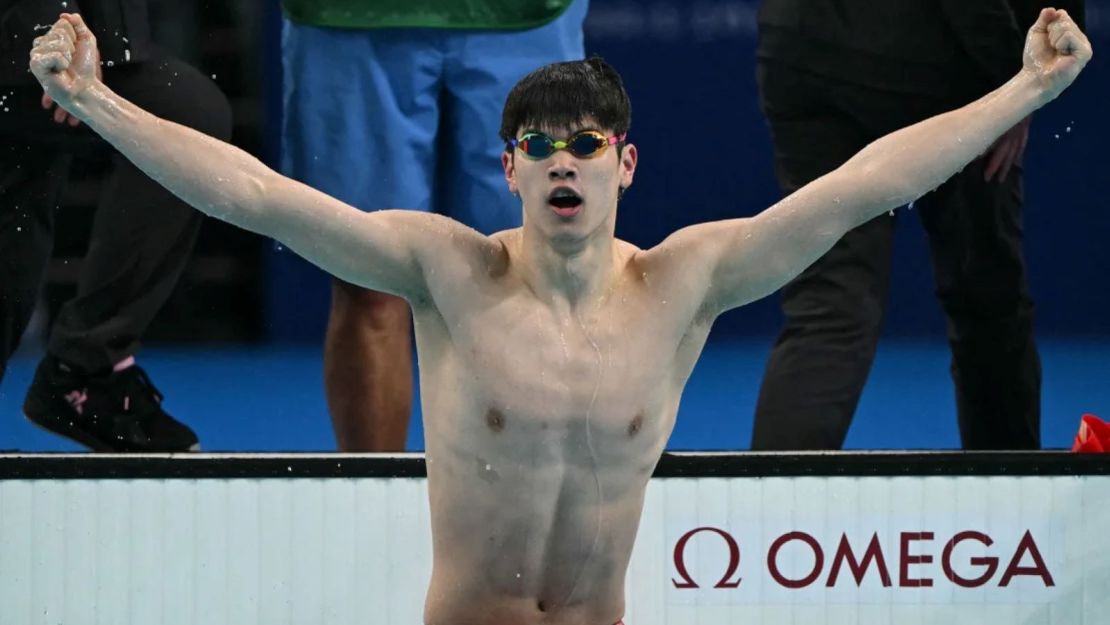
left=509, top=130, right=627, bottom=160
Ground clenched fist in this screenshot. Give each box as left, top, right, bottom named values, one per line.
left=1023, top=8, right=1093, bottom=102
left=28, top=13, right=102, bottom=119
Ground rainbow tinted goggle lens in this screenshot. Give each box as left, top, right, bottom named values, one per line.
left=509, top=131, right=627, bottom=160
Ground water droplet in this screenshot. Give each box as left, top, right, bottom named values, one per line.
left=1065, top=126, right=1072, bottom=133
left=124, top=49, right=130, bottom=62
left=211, top=74, right=217, bottom=80
left=105, top=60, right=114, bottom=67
left=515, top=573, right=521, bottom=578
left=484, top=464, right=491, bottom=471
left=15, top=226, right=21, bottom=232
left=1054, top=133, right=1060, bottom=139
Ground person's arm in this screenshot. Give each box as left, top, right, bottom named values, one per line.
left=650, top=8, right=1091, bottom=317
left=29, top=13, right=464, bottom=302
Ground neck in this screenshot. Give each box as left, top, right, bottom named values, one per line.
left=517, top=213, right=620, bottom=312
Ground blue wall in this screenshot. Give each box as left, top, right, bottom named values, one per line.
left=265, top=0, right=1110, bottom=342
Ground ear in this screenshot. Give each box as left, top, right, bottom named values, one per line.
left=618, top=143, right=638, bottom=193
left=502, top=151, right=518, bottom=195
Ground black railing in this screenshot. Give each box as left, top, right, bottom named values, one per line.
left=0, top=451, right=1106, bottom=480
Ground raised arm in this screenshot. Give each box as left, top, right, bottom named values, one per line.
left=28, top=13, right=469, bottom=302
left=654, top=8, right=1092, bottom=317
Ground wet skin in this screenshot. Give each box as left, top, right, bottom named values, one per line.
left=416, top=229, right=713, bottom=625
left=28, top=10, right=1092, bottom=625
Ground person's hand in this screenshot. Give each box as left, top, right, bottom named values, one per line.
left=984, top=115, right=1031, bottom=183
left=29, top=13, right=102, bottom=124
left=41, top=60, right=102, bottom=127
left=1022, top=8, right=1093, bottom=102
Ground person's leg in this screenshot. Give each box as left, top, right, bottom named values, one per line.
left=48, top=55, right=232, bottom=371
left=750, top=63, right=896, bottom=450
left=752, top=222, right=897, bottom=450
left=282, top=21, right=442, bottom=451
left=325, top=283, right=413, bottom=450
left=21, top=56, right=231, bottom=452
left=918, top=160, right=1040, bottom=449
left=0, top=132, right=70, bottom=383
left=440, top=0, right=587, bottom=233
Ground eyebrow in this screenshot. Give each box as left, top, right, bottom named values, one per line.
left=522, top=127, right=599, bottom=137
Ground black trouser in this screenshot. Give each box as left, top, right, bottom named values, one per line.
left=0, top=54, right=232, bottom=383
left=751, top=61, right=1041, bottom=451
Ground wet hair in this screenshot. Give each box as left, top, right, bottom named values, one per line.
left=499, top=56, right=632, bottom=147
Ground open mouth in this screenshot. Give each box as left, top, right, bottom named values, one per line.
left=547, top=187, right=584, bottom=217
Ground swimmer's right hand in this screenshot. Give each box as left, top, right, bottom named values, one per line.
left=29, top=13, right=102, bottom=116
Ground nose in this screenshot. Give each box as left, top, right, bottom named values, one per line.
left=547, top=155, right=578, bottom=182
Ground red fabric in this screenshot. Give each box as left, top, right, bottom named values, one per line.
left=1072, top=414, right=1110, bottom=453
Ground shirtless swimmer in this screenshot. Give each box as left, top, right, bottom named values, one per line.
left=29, top=8, right=1091, bottom=624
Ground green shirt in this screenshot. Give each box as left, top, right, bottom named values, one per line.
left=280, top=0, right=575, bottom=30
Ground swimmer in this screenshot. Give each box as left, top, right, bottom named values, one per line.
left=29, top=9, right=1091, bottom=624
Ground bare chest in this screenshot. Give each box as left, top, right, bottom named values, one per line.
left=469, top=304, right=670, bottom=426
left=417, top=291, right=696, bottom=453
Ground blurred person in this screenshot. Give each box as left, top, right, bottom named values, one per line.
left=751, top=0, right=1085, bottom=451
left=0, top=0, right=231, bottom=451
left=280, top=0, right=589, bottom=451
left=30, top=9, right=1091, bottom=622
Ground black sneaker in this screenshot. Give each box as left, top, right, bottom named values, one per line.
left=22, top=357, right=201, bottom=452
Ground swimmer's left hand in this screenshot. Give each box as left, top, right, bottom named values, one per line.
left=1021, top=8, right=1093, bottom=102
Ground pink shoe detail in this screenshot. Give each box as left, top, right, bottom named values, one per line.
left=64, top=389, right=89, bottom=415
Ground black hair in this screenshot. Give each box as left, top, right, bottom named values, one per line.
left=499, top=56, right=632, bottom=147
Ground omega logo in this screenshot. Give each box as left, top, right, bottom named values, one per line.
left=672, top=528, right=1054, bottom=589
